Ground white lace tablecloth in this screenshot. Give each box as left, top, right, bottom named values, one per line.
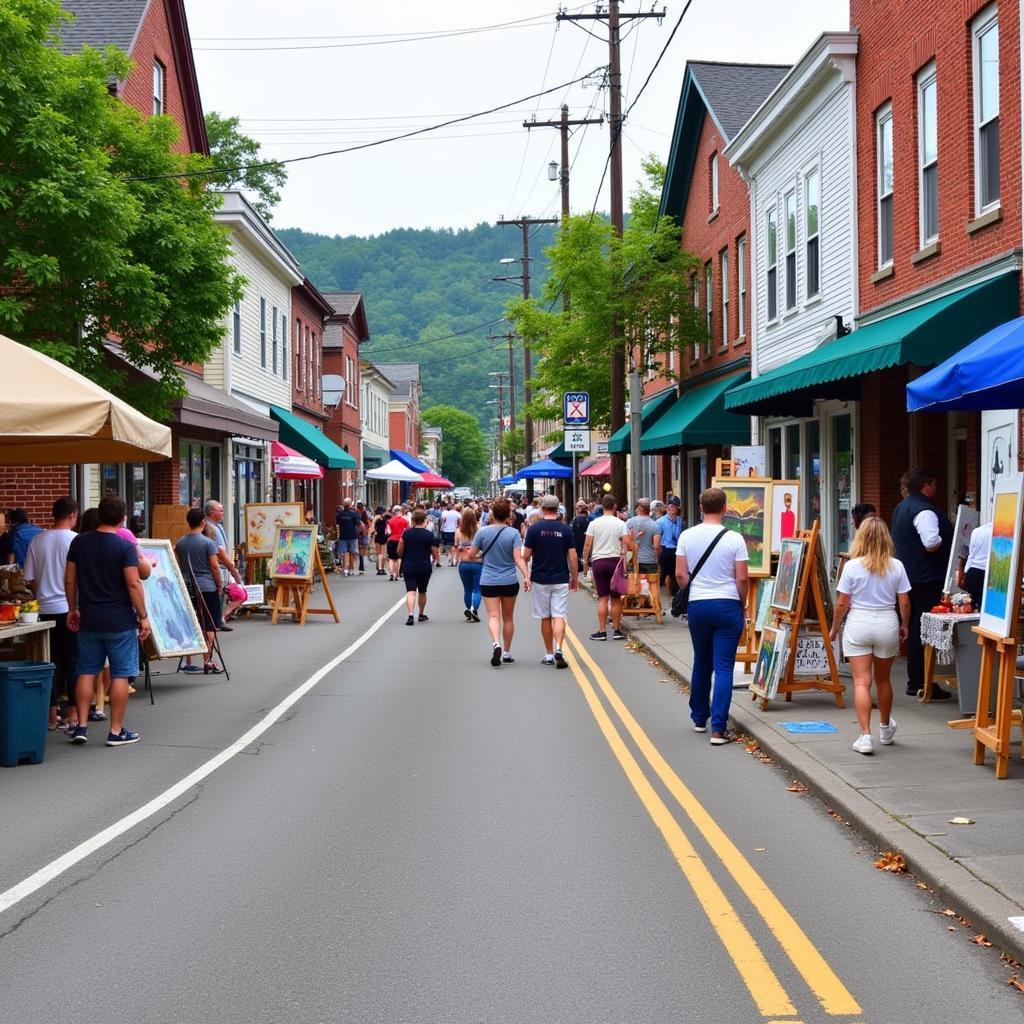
left=920, top=612, right=980, bottom=664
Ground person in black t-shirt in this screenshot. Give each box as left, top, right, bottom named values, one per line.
left=397, top=509, right=439, bottom=626
left=335, top=499, right=361, bottom=576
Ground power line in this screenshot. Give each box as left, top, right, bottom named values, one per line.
left=622, top=0, right=691, bottom=121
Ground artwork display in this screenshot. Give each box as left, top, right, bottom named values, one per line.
left=270, top=525, right=317, bottom=581
left=713, top=477, right=771, bottom=576
left=731, top=446, right=766, bottom=478
left=751, top=623, right=790, bottom=700
left=755, top=579, right=775, bottom=631
left=136, top=539, right=207, bottom=659
left=771, top=538, right=806, bottom=613
left=793, top=629, right=841, bottom=676
left=979, top=475, right=1024, bottom=638
left=769, top=481, right=801, bottom=553
left=811, top=534, right=835, bottom=626
left=981, top=410, right=1016, bottom=522
left=245, top=502, right=304, bottom=558
left=944, top=505, right=980, bottom=595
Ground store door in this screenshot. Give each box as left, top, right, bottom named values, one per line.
left=687, top=450, right=707, bottom=526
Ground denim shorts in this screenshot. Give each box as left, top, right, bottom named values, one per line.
left=337, top=538, right=359, bottom=554
left=77, top=629, right=139, bottom=679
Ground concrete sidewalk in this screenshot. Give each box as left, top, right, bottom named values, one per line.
left=580, top=579, right=1024, bottom=958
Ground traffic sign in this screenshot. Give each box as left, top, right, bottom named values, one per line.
left=563, top=391, right=590, bottom=425
left=564, top=428, right=591, bottom=452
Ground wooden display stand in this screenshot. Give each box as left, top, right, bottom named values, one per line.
left=619, top=550, right=663, bottom=625
left=270, top=546, right=339, bottom=625
left=750, top=520, right=844, bottom=710
left=969, top=627, right=1024, bottom=779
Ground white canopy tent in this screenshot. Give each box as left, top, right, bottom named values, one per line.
left=364, top=459, right=424, bottom=483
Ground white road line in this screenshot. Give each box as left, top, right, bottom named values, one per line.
left=0, top=595, right=407, bottom=919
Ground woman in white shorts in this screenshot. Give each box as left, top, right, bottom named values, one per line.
left=830, top=516, right=911, bottom=755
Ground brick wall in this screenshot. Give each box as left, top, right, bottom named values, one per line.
left=0, top=465, right=72, bottom=524
left=858, top=367, right=912, bottom=521
left=291, top=288, right=327, bottom=420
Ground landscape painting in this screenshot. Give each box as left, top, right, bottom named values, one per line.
left=137, top=539, right=207, bottom=660
left=713, top=478, right=770, bottom=576
left=980, top=476, right=1024, bottom=638
left=270, top=525, right=316, bottom=581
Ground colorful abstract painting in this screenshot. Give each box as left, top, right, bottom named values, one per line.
left=713, top=478, right=771, bottom=576
left=270, top=525, right=316, bottom=581
left=980, top=477, right=1024, bottom=637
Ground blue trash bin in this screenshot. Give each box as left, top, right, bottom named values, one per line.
left=0, top=661, right=54, bottom=766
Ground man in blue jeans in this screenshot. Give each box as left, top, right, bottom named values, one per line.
left=675, top=487, right=749, bottom=745
left=65, top=496, right=151, bottom=747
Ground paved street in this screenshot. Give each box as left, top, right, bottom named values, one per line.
left=2, top=570, right=1022, bottom=1022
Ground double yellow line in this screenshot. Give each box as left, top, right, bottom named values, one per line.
left=563, top=626, right=863, bottom=1022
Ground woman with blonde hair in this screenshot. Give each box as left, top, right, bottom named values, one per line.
left=455, top=507, right=482, bottom=621
left=830, top=516, right=911, bottom=755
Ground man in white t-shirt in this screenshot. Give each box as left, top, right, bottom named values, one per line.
left=440, top=504, right=461, bottom=565
left=23, top=496, right=79, bottom=728
left=583, top=494, right=629, bottom=641
left=675, top=487, right=749, bottom=745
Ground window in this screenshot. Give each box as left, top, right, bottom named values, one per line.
left=704, top=262, right=713, bottom=353
left=281, top=315, right=287, bottom=381
left=710, top=152, right=719, bottom=213
left=876, top=104, right=894, bottom=266
left=917, top=64, right=938, bottom=243
left=737, top=235, right=747, bottom=337
left=232, top=299, right=241, bottom=354
left=152, top=60, right=165, bottom=116
left=271, top=305, right=278, bottom=374
left=691, top=273, right=700, bottom=360
left=784, top=191, right=797, bottom=311
left=973, top=7, right=1000, bottom=212
left=259, top=298, right=266, bottom=367
left=295, top=319, right=302, bottom=387
left=766, top=208, right=778, bottom=321
left=315, top=334, right=321, bottom=397
left=720, top=248, right=729, bottom=347
left=306, top=326, right=312, bottom=395
left=805, top=168, right=820, bottom=298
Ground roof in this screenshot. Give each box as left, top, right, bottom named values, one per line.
left=659, top=61, right=789, bottom=221
left=295, top=277, right=335, bottom=319
left=375, top=362, right=420, bottom=400
left=322, top=291, right=370, bottom=344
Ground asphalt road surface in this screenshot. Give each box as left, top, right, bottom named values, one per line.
left=2, top=567, right=1021, bottom=1023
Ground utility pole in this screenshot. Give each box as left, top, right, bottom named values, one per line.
left=496, top=216, right=558, bottom=500
left=557, top=2, right=665, bottom=508
left=489, top=331, right=517, bottom=434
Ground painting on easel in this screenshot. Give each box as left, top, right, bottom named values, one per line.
left=771, top=538, right=806, bottom=613
left=245, top=503, right=304, bottom=558
left=751, top=623, right=789, bottom=701
left=980, top=475, right=1024, bottom=638
left=713, top=477, right=771, bottom=576
left=270, top=525, right=317, bottom=581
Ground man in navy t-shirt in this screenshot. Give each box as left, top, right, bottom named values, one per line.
left=65, top=496, right=150, bottom=747
left=522, top=494, right=578, bottom=668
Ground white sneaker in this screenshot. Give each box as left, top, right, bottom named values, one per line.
left=852, top=733, right=873, bottom=755
left=541, top=655, right=555, bottom=665
left=879, top=719, right=897, bottom=746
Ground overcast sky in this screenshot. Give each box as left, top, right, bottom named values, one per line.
left=184, top=0, right=849, bottom=239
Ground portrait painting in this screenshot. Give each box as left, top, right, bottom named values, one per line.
left=713, top=477, right=771, bottom=576
left=771, top=538, right=806, bottom=614
left=270, top=525, right=317, bottom=581
left=769, top=481, right=801, bottom=553
left=245, top=503, right=304, bottom=558
left=137, top=539, right=207, bottom=660
left=980, top=475, right=1024, bottom=638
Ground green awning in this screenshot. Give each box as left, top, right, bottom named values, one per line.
left=362, top=444, right=388, bottom=469
left=546, top=440, right=574, bottom=465
left=725, top=272, right=1020, bottom=416
left=270, top=405, right=357, bottom=469
left=607, top=388, right=677, bottom=453
left=641, top=373, right=750, bottom=452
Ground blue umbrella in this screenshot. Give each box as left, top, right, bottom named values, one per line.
left=498, top=474, right=515, bottom=486
left=515, top=458, right=573, bottom=480
left=907, top=316, right=1024, bottom=412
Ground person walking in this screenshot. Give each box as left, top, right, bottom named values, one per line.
left=891, top=467, right=954, bottom=700
left=372, top=506, right=389, bottom=575
left=455, top=507, right=482, bottom=622
left=385, top=505, right=408, bottom=580
left=830, top=516, right=910, bottom=755
left=625, top=497, right=662, bottom=574
left=675, top=487, right=749, bottom=745
left=335, top=498, right=361, bottom=577
left=469, top=497, right=529, bottom=666
left=203, top=499, right=244, bottom=625
left=397, top=509, right=438, bottom=626
left=64, top=496, right=150, bottom=747
left=570, top=500, right=590, bottom=572
left=440, top=503, right=461, bottom=566
left=176, top=508, right=225, bottom=674
left=656, top=500, right=683, bottom=599
left=23, top=497, right=78, bottom=730
left=582, top=495, right=629, bottom=641
left=522, top=494, right=577, bottom=668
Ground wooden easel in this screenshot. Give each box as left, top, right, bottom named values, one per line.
left=270, top=546, right=340, bottom=625
left=969, top=622, right=1024, bottom=778
left=715, top=458, right=738, bottom=478
left=735, top=585, right=760, bottom=673
left=750, top=520, right=844, bottom=709
left=619, top=550, right=663, bottom=625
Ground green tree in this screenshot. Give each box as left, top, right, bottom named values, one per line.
left=507, top=157, right=703, bottom=432
left=422, top=405, right=489, bottom=487
left=205, top=111, right=288, bottom=221
left=499, top=427, right=525, bottom=474
left=0, top=0, right=243, bottom=417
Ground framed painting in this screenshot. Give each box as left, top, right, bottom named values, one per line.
left=712, top=477, right=771, bottom=577
left=270, top=525, right=317, bottom=581
left=944, top=504, right=979, bottom=595
left=755, top=578, right=775, bottom=632
left=979, top=475, right=1024, bottom=639
left=245, top=502, right=304, bottom=558
left=751, top=623, right=790, bottom=700
left=808, top=534, right=835, bottom=626
left=136, top=539, right=207, bottom=659
left=771, top=538, right=806, bottom=613
left=769, top=480, right=801, bottom=553
left=732, top=445, right=766, bottom=478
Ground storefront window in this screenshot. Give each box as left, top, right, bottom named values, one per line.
left=785, top=423, right=801, bottom=480
left=806, top=420, right=821, bottom=527
left=233, top=443, right=265, bottom=548
left=129, top=464, right=147, bottom=534
left=832, top=413, right=853, bottom=556
left=179, top=442, right=221, bottom=509
left=100, top=463, right=120, bottom=498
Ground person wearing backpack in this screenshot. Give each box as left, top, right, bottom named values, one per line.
left=675, top=487, right=749, bottom=745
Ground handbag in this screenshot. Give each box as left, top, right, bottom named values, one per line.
left=670, top=528, right=729, bottom=618
left=610, top=555, right=630, bottom=596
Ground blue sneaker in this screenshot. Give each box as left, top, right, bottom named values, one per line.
left=69, top=726, right=87, bottom=745
left=106, top=728, right=140, bottom=747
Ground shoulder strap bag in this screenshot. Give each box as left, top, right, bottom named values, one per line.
left=670, top=528, right=729, bottom=619
left=479, top=525, right=509, bottom=560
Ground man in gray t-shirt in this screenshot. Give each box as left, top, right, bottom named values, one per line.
left=625, top=498, right=662, bottom=573
left=175, top=509, right=224, bottom=665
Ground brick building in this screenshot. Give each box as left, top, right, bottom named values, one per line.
left=376, top=363, right=424, bottom=506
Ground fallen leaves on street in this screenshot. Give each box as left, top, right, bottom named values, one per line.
left=874, top=851, right=906, bottom=873
left=786, top=780, right=809, bottom=794
left=971, top=934, right=993, bottom=947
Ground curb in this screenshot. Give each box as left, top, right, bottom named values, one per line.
left=629, top=632, right=1024, bottom=962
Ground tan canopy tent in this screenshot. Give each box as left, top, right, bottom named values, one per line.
left=0, top=334, right=171, bottom=463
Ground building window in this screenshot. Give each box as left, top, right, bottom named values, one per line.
left=295, top=319, right=302, bottom=386
left=306, top=327, right=312, bottom=395
left=710, top=152, right=719, bottom=213
left=784, top=191, right=797, bottom=311
left=737, top=234, right=747, bottom=338
left=281, top=315, right=287, bottom=381
left=259, top=297, right=266, bottom=367
left=271, top=305, right=278, bottom=374
left=876, top=103, right=894, bottom=267
left=917, top=64, right=938, bottom=244
left=973, top=7, right=999, bottom=212
left=804, top=168, right=820, bottom=299
left=315, top=334, right=321, bottom=397
left=766, top=208, right=778, bottom=322
left=704, top=262, right=713, bottom=353
left=152, top=60, right=165, bottom=116
left=691, top=273, right=700, bottom=360
left=720, top=248, right=729, bottom=348
left=232, top=299, right=241, bottom=355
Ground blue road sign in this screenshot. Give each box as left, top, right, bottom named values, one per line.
left=563, top=391, right=590, bottom=425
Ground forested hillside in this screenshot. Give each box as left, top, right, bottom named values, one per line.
left=277, top=223, right=557, bottom=428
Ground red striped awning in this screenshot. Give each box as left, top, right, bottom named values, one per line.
left=580, top=457, right=611, bottom=477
